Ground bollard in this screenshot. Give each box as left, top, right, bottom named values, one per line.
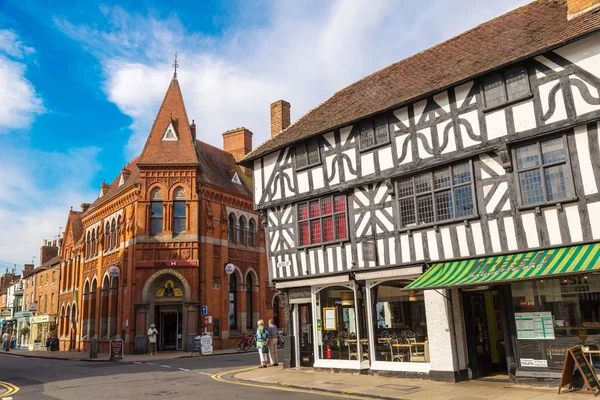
left=90, top=336, right=99, bottom=359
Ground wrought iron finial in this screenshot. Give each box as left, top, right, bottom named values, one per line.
left=172, top=52, right=179, bottom=77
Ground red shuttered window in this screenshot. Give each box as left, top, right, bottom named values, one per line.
left=297, top=195, right=348, bottom=247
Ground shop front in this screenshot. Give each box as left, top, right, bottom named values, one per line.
left=406, top=242, right=600, bottom=382
left=29, top=315, right=57, bottom=351
left=14, top=311, right=32, bottom=349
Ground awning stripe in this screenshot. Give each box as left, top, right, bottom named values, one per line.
left=405, top=243, right=600, bottom=291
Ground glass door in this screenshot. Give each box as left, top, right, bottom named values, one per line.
left=299, top=304, right=314, bottom=367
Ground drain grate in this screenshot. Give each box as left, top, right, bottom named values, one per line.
left=376, top=383, right=420, bottom=391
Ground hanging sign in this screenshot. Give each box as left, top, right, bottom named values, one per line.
left=558, top=345, right=600, bottom=395
left=108, top=266, right=120, bottom=278
left=225, top=263, right=236, bottom=275
left=109, top=339, right=124, bottom=360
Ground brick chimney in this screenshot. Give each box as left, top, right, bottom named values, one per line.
left=270, top=100, right=290, bottom=137
left=40, top=240, right=59, bottom=266
left=568, top=0, right=600, bottom=19
left=81, top=203, right=91, bottom=212
left=190, top=120, right=197, bottom=143
left=223, top=127, right=253, bottom=162
left=22, top=264, right=34, bottom=276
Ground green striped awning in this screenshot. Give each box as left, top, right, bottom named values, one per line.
left=405, top=243, right=600, bottom=290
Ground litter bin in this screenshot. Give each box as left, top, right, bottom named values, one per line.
left=51, top=338, right=60, bottom=351
left=90, top=336, right=99, bottom=358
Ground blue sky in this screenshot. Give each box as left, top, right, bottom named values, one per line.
left=0, top=0, right=528, bottom=271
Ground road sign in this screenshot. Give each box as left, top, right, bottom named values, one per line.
left=201, top=305, right=208, bottom=316
left=225, top=263, right=236, bottom=275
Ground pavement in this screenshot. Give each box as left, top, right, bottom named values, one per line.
left=233, top=367, right=597, bottom=400
left=1, top=346, right=249, bottom=362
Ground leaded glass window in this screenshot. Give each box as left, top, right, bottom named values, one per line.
left=295, top=139, right=321, bottom=169
left=359, top=116, right=390, bottom=151
left=397, top=161, right=475, bottom=228
left=297, top=195, right=347, bottom=246
left=483, top=65, right=530, bottom=109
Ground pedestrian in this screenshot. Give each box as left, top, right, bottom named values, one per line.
left=147, top=324, right=158, bottom=355
left=267, top=319, right=279, bottom=366
left=1, top=331, right=8, bottom=351
left=46, top=332, right=52, bottom=352
left=255, top=319, right=269, bottom=368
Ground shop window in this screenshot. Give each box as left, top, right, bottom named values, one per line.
left=482, top=65, right=530, bottom=109
left=229, top=274, right=237, bottom=331
left=248, top=219, right=256, bottom=247
left=297, top=195, right=348, bottom=247
left=397, top=161, right=475, bottom=228
left=514, top=136, right=575, bottom=206
left=359, top=116, right=390, bottom=151
left=228, top=213, right=236, bottom=242
left=295, top=139, right=321, bottom=170
left=371, top=281, right=428, bottom=362
left=512, top=276, right=600, bottom=370
left=316, top=286, right=367, bottom=361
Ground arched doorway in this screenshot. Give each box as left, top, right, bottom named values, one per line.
left=137, top=269, right=192, bottom=352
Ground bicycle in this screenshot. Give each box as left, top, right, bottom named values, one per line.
left=234, top=330, right=256, bottom=351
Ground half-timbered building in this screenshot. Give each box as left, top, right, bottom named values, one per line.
left=242, top=0, right=600, bottom=382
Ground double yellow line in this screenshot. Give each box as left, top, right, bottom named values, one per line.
left=211, top=367, right=364, bottom=399
left=0, top=381, right=19, bottom=397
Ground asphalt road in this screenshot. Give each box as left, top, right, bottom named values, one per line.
left=0, top=351, right=333, bottom=400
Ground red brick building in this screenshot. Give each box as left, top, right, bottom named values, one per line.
left=57, top=70, right=280, bottom=353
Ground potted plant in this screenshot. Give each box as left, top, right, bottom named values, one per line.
left=21, top=326, right=29, bottom=337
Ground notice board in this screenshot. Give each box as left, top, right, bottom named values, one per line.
left=515, top=312, right=555, bottom=340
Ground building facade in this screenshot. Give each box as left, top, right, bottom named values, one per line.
left=56, top=71, right=278, bottom=354
left=242, top=0, right=600, bottom=382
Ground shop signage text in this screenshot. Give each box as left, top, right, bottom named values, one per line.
left=515, top=312, right=555, bottom=340
left=28, top=302, right=37, bottom=311
left=276, top=275, right=349, bottom=289
left=289, top=287, right=311, bottom=303
left=30, top=315, right=53, bottom=323
left=277, top=260, right=291, bottom=269
left=108, top=266, right=120, bottom=278
left=355, top=266, right=423, bottom=281
left=109, top=339, right=124, bottom=360
left=225, top=263, right=236, bottom=275
left=0, top=309, right=11, bottom=317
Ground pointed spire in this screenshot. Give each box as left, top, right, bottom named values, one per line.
left=137, top=71, right=199, bottom=165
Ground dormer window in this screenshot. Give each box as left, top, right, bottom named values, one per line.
left=295, top=139, right=320, bottom=170
left=482, top=65, right=530, bottom=110
left=359, top=116, right=389, bottom=151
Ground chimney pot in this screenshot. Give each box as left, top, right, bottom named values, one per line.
left=270, top=100, right=291, bottom=138
left=190, top=120, right=197, bottom=143
left=567, top=0, right=600, bottom=19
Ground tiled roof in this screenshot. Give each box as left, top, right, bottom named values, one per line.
left=242, top=0, right=600, bottom=163
left=137, top=76, right=199, bottom=165
left=40, top=255, right=61, bottom=269
left=84, top=157, right=140, bottom=216
left=196, top=141, right=253, bottom=198
left=69, top=211, right=84, bottom=244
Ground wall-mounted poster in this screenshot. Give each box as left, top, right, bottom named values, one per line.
left=323, top=307, right=336, bottom=331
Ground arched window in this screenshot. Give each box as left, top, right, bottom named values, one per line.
left=115, top=216, right=121, bottom=247
left=105, top=222, right=111, bottom=250
left=110, top=219, right=117, bottom=249
left=238, top=216, right=246, bottom=245
left=246, top=274, right=253, bottom=330
left=86, top=232, right=91, bottom=258
left=91, top=229, right=97, bottom=256
left=173, top=187, right=187, bottom=235
left=65, top=304, right=71, bottom=337
left=248, top=219, right=256, bottom=247
left=228, top=213, right=236, bottom=242
left=150, top=188, right=164, bottom=235
left=229, top=274, right=237, bottom=330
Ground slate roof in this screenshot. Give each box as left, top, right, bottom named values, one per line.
left=196, top=141, right=253, bottom=197
left=241, top=0, right=600, bottom=164
left=40, top=255, right=61, bottom=269
left=83, top=158, right=140, bottom=216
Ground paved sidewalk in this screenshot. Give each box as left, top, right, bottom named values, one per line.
left=2, top=347, right=249, bottom=362
left=234, top=367, right=594, bottom=400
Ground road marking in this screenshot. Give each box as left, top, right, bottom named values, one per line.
left=133, top=361, right=142, bottom=364
left=0, top=381, right=19, bottom=397
left=211, top=368, right=366, bottom=399
left=198, top=372, right=212, bottom=376
left=178, top=368, right=190, bottom=371
left=161, top=365, right=171, bottom=368
left=147, top=362, right=156, bottom=365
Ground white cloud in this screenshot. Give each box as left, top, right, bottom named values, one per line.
left=54, top=0, right=529, bottom=159
left=0, top=146, right=100, bottom=267
left=0, top=30, right=44, bottom=132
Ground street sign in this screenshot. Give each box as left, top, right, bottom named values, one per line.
left=108, top=266, right=120, bottom=278
left=201, top=305, right=208, bottom=316
left=109, top=339, right=124, bottom=360
left=225, top=263, right=236, bottom=275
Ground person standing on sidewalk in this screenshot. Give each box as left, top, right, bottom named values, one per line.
left=256, top=319, right=269, bottom=368
left=147, top=324, right=158, bottom=355
left=46, top=333, right=52, bottom=352
left=267, top=319, right=279, bottom=366
left=1, top=331, right=8, bottom=351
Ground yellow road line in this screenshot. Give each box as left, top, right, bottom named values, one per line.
left=0, top=381, right=20, bottom=396
left=211, top=367, right=368, bottom=399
